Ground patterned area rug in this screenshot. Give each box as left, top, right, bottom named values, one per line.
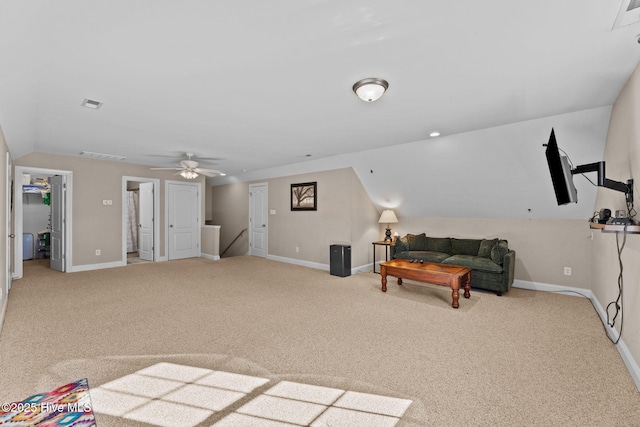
left=0, top=379, right=96, bottom=426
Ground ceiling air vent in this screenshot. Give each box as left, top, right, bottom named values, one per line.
left=81, top=98, right=103, bottom=109
left=79, top=151, right=126, bottom=161
left=612, top=0, right=640, bottom=29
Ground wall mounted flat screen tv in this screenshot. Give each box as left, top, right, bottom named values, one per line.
left=545, top=128, right=578, bottom=205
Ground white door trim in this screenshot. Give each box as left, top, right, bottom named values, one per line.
left=14, top=166, right=73, bottom=279
left=122, top=176, right=161, bottom=264
left=1, top=153, right=12, bottom=334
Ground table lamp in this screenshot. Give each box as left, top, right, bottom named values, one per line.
left=378, top=209, right=398, bottom=242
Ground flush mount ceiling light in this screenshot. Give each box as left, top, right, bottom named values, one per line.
left=81, top=98, right=103, bottom=109
left=352, top=78, right=389, bottom=102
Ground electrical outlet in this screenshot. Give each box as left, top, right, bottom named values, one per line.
left=102, top=200, right=112, bottom=205
left=295, top=247, right=299, bottom=253
left=96, top=249, right=101, bottom=256
left=564, top=267, right=572, bottom=276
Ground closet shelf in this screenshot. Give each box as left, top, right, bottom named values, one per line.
left=23, top=185, right=50, bottom=194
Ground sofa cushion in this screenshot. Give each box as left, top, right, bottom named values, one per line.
left=402, top=251, right=451, bottom=263
left=407, top=233, right=428, bottom=251
left=425, top=237, right=451, bottom=254
left=451, top=238, right=482, bottom=256
left=441, top=255, right=503, bottom=273
left=478, top=239, right=499, bottom=258
left=490, top=240, right=510, bottom=265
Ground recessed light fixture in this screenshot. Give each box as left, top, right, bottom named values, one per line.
left=352, top=78, right=389, bottom=102
left=429, top=131, right=441, bottom=137
left=81, top=98, right=103, bottom=109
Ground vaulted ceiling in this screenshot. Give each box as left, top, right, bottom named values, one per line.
left=1, top=1, right=640, bottom=180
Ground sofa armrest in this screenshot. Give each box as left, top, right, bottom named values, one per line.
left=502, top=250, right=516, bottom=290
left=390, top=243, right=397, bottom=259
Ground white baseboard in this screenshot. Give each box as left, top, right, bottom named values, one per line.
left=201, top=253, right=220, bottom=261
left=514, top=279, right=640, bottom=391
left=266, top=254, right=371, bottom=276
left=0, top=295, right=6, bottom=339
left=68, top=255, right=179, bottom=272
left=70, top=260, right=126, bottom=272
left=267, top=254, right=328, bottom=271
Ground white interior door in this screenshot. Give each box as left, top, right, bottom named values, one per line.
left=50, top=175, right=65, bottom=272
left=168, top=182, right=199, bottom=260
left=138, top=182, right=154, bottom=261
left=249, top=183, right=267, bottom=258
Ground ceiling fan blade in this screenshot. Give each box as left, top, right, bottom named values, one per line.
left=148, top=152, right=223, bottom=160
left=195, top=168, right=222, bottom=177
left=194, top=156, right=224, bottom=161
left=150, top=167, right=181, bottom=170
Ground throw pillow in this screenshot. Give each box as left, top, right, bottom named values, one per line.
left=407, top=233, right=428, bottom=251
left=394, top=235, right=409, bottom=253
left=491, top=240, right=509, bottom=264
left=478, top=239, right=499, bottom=258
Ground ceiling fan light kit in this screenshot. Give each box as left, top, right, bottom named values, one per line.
left=353, top=78, right=389, bottom=102
left=180, top=170, right=199, bottom=179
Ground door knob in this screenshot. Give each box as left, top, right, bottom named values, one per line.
left=170, top=225, right=174, bottom=228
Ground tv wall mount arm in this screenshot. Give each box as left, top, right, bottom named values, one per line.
left=572, top=161, right=634, bottom=204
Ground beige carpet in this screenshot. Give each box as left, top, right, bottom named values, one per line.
left=1, top=256, right=639, bottom=426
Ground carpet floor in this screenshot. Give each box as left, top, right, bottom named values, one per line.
left=0, top=256, right=639, bottom=426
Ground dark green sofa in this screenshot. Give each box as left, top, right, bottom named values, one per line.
left=390, top=233, right=515, bottom=295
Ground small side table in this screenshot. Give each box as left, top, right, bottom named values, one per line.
left=372, top=240, right=392, bottom=274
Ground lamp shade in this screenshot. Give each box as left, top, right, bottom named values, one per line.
left=353, top=78, right=389, bottom=102
left=378, top=209, right=398, bottom=224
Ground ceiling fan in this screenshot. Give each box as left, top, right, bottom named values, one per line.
left=150, top=153, right=224, bottom=179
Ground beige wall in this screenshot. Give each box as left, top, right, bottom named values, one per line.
left=210, top=181, right=250, bottom=257
left=201, top=225, right=220, bottom=257
left=592, top=62, right=640, bottom=369
left=14, top=152, right=206, bottom=267
left=211, top=167, right=593, bottom=282
left=394, top=217, right=592, bottom=287
left=211, top=168, right=381, bottom=267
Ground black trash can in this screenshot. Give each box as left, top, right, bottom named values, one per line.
left=330, top=244, right=351, bottom=277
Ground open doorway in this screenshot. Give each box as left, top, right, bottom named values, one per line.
left=13, top=166, right=73, bottom=279
left=122, top=177, right=160, bottom=264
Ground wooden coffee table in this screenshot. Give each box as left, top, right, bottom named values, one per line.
left=380, top=259, right=471, bottom=308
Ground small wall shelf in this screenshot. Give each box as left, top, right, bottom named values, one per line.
left=589, top=222, right=640, bottom=234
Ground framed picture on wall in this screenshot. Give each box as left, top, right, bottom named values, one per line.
left=291, top=182, right=317, bottom=211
